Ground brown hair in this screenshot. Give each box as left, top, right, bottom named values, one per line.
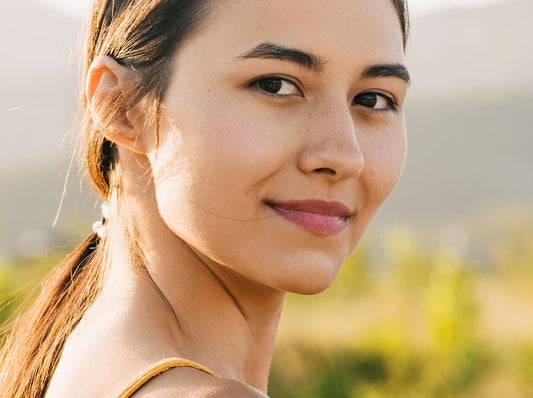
left=0, top=1, right=409, bottom=396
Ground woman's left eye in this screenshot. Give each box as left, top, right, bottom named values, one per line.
left=252, top=77, right=301, bottom=97
left=352, top=92, right=397, bottom=111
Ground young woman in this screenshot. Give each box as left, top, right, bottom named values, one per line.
left=0, top=0, right=410, bottom=396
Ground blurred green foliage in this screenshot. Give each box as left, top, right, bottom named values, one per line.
left=1, top=213, right=533, bottom=397
left=270, top=216, right=533, bottom=397
left=0, top=253, right=62, bottom=329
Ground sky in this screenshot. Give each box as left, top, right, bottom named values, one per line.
left=31, top=0, right=515, bottom=20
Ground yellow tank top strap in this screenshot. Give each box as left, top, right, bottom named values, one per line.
left=117, top=357, right=220, bottom=398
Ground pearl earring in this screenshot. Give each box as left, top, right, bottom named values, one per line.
left=92, top=202, right=109, bottom=238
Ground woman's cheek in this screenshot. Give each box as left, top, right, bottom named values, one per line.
left=362, top=128, right=407, bottom=206
left=192, top=104, right=297, bottom=180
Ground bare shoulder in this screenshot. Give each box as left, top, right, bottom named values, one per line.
left=130, top=366, right=269, bottom=398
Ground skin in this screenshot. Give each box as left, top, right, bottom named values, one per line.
left=45, top=0, right=408, bottom=397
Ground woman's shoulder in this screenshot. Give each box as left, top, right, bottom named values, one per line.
left=128, top=365, right=269, bottom=398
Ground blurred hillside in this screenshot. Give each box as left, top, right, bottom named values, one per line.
left=0, top=1, right=92, bottom=257
left=1, top=0, right=532, bottom=257
left=369, top=0, right=533, bottom=241
left=407, top=0, right=533, bottom=99
left=0, top=1, right=81, bottom=169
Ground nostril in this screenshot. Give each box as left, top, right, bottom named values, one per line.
left=314, top=167, right=336, bottom=175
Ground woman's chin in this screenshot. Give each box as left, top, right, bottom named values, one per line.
left=288, top=280, right=335, bottom=296
left=282, top=278, right=336, bottom=296
left=273, top=256, right=343, bottom=296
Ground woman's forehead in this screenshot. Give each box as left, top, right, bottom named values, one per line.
left=188, top=0, right=405, bottom=68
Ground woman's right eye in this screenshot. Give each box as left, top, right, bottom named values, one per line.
left=252, top=77, right=302, bottom=97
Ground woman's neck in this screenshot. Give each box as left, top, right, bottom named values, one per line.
left=101, top=195, right=286, bottom=393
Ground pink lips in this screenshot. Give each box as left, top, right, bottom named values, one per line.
left=266, top=199, right=352, bottom=235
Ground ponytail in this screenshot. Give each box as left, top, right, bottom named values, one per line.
left=0, top=1, right=217, bottom=395
left=0, top=233, right=105, bottom=398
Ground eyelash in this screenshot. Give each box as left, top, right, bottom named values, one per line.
left=250, top=76, right=302, bottom=98
left=352, top=92, right=398, bottom=112
left=250, top=76, right=398, bottom=112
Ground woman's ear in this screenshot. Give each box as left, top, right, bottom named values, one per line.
left=86, top=55, right=148, bottom=154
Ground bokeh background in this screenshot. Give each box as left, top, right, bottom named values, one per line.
left=1, top=0, right=532, bottom=396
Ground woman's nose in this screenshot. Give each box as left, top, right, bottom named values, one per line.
left=297, top=104, right=364, bottom=181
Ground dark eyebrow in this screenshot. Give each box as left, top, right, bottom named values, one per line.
left=361, top=63, right=411, bottom=83
left=237, top=42, right=324, bottom=72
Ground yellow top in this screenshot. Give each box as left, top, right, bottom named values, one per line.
left=117, top=357, right=220, bottom=398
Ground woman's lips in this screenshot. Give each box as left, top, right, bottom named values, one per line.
left=266, top=200, right=352, bottom=235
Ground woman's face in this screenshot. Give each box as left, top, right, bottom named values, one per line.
left=145, top=0, right=409, bottom=294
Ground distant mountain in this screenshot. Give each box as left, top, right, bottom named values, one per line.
left=408, top=0, right=533, bottom=100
